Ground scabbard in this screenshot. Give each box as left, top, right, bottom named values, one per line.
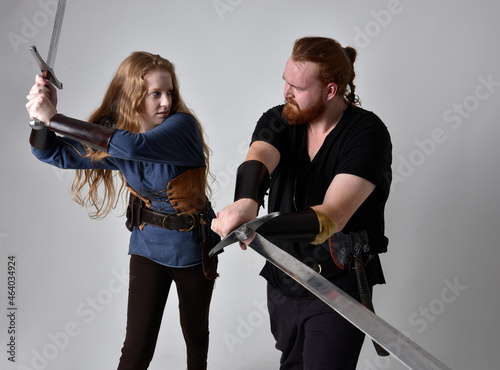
left=198, top=209, right=218, bottom=280
left=354, top=258, right=390, bottom=357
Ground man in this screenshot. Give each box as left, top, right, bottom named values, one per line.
left=212, top=36, right=392, bottom=369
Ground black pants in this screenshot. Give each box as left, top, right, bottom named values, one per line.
left=267, top=284, right=366, bottom=370
left=117, top=255, right=215, bottom=370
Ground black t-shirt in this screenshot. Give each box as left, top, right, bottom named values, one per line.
left=251, top=104, right=392, bottom=298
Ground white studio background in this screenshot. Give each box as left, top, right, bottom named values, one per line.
left=1, top=1, right=499, bottom=369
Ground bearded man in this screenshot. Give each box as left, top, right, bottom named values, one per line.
left=212, top=36, right=392, bottom=370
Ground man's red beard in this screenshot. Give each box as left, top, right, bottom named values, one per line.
left=282, top=96, right=326, bottom=125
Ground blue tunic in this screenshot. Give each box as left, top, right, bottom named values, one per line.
left=31, top=113, right=210, bottom=268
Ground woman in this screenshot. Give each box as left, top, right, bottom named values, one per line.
left=26, top=51, right=219, bottom=370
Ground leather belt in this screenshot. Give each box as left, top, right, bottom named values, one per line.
left=126, top=193, right=196, bottom=232
left=140, top=207, right=197, bottom=232
left=307, top=256, right=335, bottom=275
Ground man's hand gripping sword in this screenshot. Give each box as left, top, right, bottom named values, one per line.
left=209, top=212, right=280, bottom=256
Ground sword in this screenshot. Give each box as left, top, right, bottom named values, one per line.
left=209, top=214, right=452, bottom=370
left=29, top=0, right=67, bottom=130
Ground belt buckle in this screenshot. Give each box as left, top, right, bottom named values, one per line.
left=161, top=213, right=196, bottom=232
left=161, top=214, right=171, bottom=229
left=180, top=213, right=196, bottom=232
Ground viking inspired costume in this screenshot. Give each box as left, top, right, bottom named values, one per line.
left=30, top=112, right=219, bottom=369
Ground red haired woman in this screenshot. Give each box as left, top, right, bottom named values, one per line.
left=26, top=51, right=219, bottom=370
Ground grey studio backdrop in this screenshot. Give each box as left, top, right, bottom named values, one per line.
left=1, top=0, right=499, bottom=369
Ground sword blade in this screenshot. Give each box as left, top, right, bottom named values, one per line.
left=46, top=0, right=67, bottom=68
left=249, top=233, right=451, bottom=370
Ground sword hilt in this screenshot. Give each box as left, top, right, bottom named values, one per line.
left=29, top=46, right=63, bottom=89
left=29, top=46, right=63, bottom=130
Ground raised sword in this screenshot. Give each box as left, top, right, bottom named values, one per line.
left=29, top=0, right=67, bottom=130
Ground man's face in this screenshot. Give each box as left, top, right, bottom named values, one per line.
left=282, top=57, right=325, bottom=125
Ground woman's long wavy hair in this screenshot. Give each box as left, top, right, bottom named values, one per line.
left=71, top=51, right=213, bottom=219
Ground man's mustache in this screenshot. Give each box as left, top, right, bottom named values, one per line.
left=285, top=97, right=299, bottom=109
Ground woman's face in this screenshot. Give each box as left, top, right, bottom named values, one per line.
left=139, top=68, right=173, bottom=132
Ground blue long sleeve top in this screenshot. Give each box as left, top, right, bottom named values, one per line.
left=31, top=112, right=212, bottom=268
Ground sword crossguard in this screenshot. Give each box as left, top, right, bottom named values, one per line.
left=208, top=212, right=280, bottom=257
left=30, top=46, right=63, bottom=89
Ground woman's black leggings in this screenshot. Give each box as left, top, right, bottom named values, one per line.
left=117, top=254, right=215, bottom=370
